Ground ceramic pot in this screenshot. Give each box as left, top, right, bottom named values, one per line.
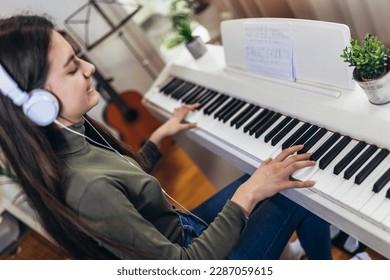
left=353, top=63, right=390, bottom=105
left=185, top=36, right=207, bottom=59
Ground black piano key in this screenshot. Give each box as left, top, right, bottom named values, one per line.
left=333, top=141, right=367, bottom=175
left=297, top=127, right=327, bottom=154
left=164, top=79, right=187, bottom=96
left=168, top=82, right=193, bottom=98
left=196, top=90, right=216, bottom=104
left=243, top=109, right=268, bottom=134
left=197, top=91, right=218, bottom=110
left=160, top=78, right=183, bottom=94
left=245, top=109, right=271, bottom=135
left=249, top=110, right=274, bottom=135
left=177, top=86, right=203, bottom=101
left=319, top=136, right=351, bottom=170
left=183, top=87, right=206, bottom=103
left=294, top=125, right=319, bottom=146
left=187, top=88, right=209, bottom=104
left=172, top=82, right=196, bottom=99
left=221, top=101, right=247, bottom=123
left=214, top=98, right=237, bottom=120
left=231, top=104, right=257, bottom=128
left=264, top=116, right=292, bottom=143
left=355, top=149, right=390, bottom=185
left=311, top=132, right=341, bottom=161
left=373, top=167, right=390, bottom=193
left=282, top=123, right=311, bottom=150
left=204, top=94, right=229, bottom=115
left=386, top=187, right=390, bottom=199
left=234, top=105, right=260, bottom=129
left=344, top=145, right=378, bottom=180
left=230, top=103, right=252, bottom=126
left=218, top=99, right=243, bottom=121
left=159, top=77, right=176, bottom=92
left=254, top=112, right=282, bottom=138
left=271, top=119, right=300, bottom=146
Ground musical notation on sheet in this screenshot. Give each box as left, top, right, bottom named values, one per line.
left=244, top=22, right=296, bottom=81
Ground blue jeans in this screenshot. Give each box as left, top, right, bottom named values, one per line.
left=179, top=174, right=332, bottom=260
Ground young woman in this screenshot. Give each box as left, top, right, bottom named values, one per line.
left=0, top=14, right=332, bottom=260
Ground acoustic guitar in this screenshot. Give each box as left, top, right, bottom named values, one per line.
left=87, top=59, right=166, bottom=151
left=103, top=89, right=163, bottom=150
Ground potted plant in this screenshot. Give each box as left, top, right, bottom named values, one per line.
left=341, top=33, right=390, bottom=104
left=175, top=18, right=207, bottom=59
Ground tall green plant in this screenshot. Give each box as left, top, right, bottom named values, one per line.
left=176, top=18, right=194, bottom=43
left=341, top=33, right=389, bottom=80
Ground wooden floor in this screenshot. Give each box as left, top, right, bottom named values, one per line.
left=0, top=228, right=68, bottom=260
left=1, top=142, right=387, bottom=260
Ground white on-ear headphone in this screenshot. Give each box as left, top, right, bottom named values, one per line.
left=0, top=63, right=59, bottom=126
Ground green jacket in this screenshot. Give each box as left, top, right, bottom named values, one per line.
left=52, top=120, right=247, bottom=259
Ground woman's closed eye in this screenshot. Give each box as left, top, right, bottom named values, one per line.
left=68, top=67, right=78, bottom=75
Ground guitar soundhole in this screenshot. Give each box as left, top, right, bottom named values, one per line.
left=124, top=108, right=139, bottom=123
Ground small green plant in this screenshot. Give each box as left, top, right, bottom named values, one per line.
left=341, top=33, right=390, bottom=80
left=176, top=18, right=194, bottom=43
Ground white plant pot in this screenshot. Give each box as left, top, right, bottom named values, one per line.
left=354, top=68, right=390, bottom=105
left=185, top=36, right=207, bottom=59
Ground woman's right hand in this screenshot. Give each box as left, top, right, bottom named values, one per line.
left=231, top=145, right=316, bottom=217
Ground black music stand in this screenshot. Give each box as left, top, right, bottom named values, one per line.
left=64, top=0, right=142, bottom=51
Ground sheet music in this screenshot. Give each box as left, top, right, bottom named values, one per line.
left=244, top=22, right=296, bottom=81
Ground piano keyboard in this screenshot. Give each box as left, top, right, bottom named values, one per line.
left=147, top=76, right=390, bottom=233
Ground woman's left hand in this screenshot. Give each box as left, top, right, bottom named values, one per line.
left=149, top=104, right=199, bottom=147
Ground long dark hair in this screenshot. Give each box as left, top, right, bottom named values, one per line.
left=0, top=15, right=147, bottom=259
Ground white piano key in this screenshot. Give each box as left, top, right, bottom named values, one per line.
left=334, top=149, right=383, bottom=206
left=247, top=115, right=292, bottom=160
left=204, top=104, right=250, bottom=135
left=346, top=160, right=390, bottom=216
left=380, top=204, right=390, bottom=232
left=194, top=106, right=277, bottom=161
left=230, top=110, right=278, bottom=160
left=328, top=145, right=375, bottom=202
left=339, top=152, right=390, bottom=206
left=201, top=110, right=303, bottom=162
left=374, top=199, right=390, bottom=232
left=307, top=131, right=334, bottom=154
left=361, top=183, right=390, bottom=227
left=311, top=140, right=358, bottom=195
left=269, top=121, right=306, bottom=158
left=292, top=131, right=333, bottom=181
left=209, top=96, right=234, bottom=118
left=316, top=174, right=347, bottom=202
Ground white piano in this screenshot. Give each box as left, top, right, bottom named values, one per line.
left=144, top=19, right=390, bottom=258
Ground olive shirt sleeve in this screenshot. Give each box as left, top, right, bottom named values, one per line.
left=74, top=177, right=247, bottom=259
left=139, top=140, right=162, bottom=173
